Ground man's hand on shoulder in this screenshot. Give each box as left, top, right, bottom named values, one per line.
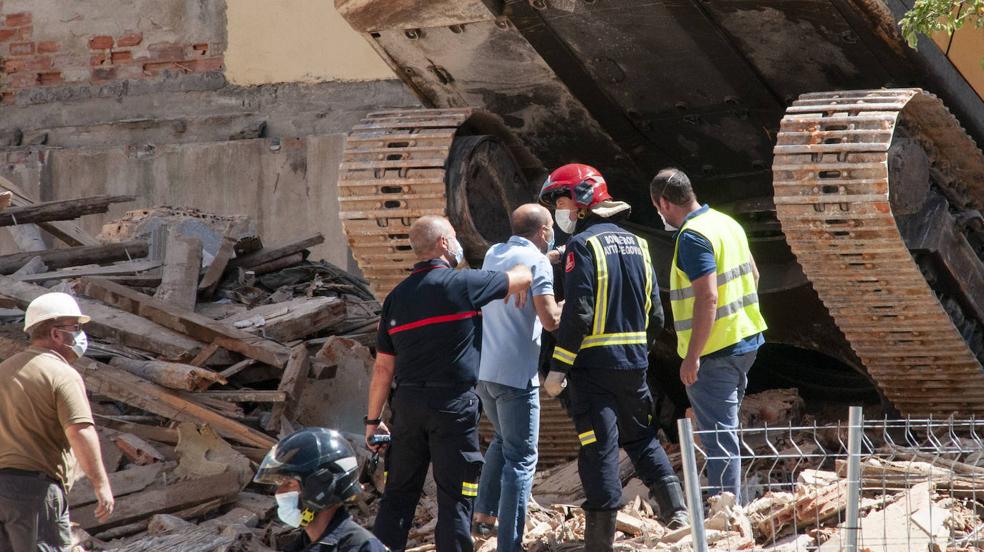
left=505, top=264, right=532, bottom=308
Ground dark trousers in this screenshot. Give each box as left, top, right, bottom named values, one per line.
left=372, top=387, right=483, bottom=552
left=567, top=368, right=676, bottom=511
left=0, top=470, right=71, bottom=552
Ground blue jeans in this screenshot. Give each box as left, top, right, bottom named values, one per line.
left=685, top=350, right=757, bottom=502
left=475, top=381, right=539, bottom=552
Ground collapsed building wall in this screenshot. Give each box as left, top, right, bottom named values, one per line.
left=0, top=0, right=420, bottom=264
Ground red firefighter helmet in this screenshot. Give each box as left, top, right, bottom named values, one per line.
left=538, top=163, right=612, bottom=210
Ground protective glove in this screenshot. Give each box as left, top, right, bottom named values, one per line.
left=543, top=370, right=568, bottom=397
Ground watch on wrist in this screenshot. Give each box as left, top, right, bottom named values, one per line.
left=363, top=415, right=382, bottom=426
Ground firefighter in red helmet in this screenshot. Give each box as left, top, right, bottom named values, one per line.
left=539, top=163, right=689, bottom=550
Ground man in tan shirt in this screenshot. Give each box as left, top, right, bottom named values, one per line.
left=0, top=292, right=114, bottom=551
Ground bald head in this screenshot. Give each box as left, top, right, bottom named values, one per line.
left=410, top=215, right=454, bottom=260
left=511, top=203, right=552, bottom=239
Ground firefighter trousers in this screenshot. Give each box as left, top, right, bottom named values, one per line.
left=373, top=385, right=484, bottom=552
left=567, top=368, right=676, bottom=511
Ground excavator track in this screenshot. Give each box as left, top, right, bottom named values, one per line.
left=339, top=108, right=469, bottom=299
left=339, top=108, right=581, bottom=466
left=773, top=89, right=984, bottom=416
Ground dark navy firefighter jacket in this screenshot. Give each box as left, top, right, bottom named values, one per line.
left=550, top=219, right=663, bottom=373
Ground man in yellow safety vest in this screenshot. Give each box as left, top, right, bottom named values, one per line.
left=650, top=168, right=768, bottom=502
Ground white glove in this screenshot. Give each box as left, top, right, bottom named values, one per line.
left=544, top=370, right=568, bottom=397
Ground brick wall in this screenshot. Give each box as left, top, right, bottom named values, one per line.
left=0, top=1, right=226, bottom=103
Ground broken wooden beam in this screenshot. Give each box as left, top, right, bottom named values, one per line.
left=251, top=251, right=305, bottom=275
left=16, top=259, right=162, bottom=283
left=154, top=233, right=202, bottom=311
left=0, top=239, right=148, bottom=274
left=0, top=195, right=134, bottom=227
left=198, top=236, right=235, bottom=296
left=0, top=275, right=201, bottom=360
left=78, top=355, right=276, bottom=449
left=225, top=296, right=347, bottom=342
left=69, top=462, right=171, bottom=508
left=228, top=232, right=324, bottom=270
left=197, top=390, right=286, bottom=403
left=72, top=470, right=241, bottom=531
left=264, top=344, right=310, bottom=432
left=91, top=497, right=224, bottom=542
left=0, top=191, right=10, bottom=210
left=109, top=357, right=226, bottom=391
left=81, top=277, right=291, bottom=368
left=112, top=432, right=166, bottom=465
left=0, top=176, right=99, bottom=246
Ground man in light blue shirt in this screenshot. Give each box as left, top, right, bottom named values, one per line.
left=474, top=204, right=561, bottom=552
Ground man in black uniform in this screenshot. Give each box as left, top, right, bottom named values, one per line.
left=254, top=427, right=386, bottom=552
left=539, top=164, right=689, bottom=551
left=365, top=215, right=532, bottom=552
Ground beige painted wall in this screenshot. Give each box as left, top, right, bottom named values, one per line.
left=225, top=0, right=394, bottom=84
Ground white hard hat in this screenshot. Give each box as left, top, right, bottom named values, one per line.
left=24, top=292, right=91, bottom=332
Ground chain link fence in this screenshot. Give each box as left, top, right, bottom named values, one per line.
left=676, top=407, right=984, bottom=551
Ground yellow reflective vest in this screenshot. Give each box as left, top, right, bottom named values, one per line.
left=669, top=208, right=767, bottom=358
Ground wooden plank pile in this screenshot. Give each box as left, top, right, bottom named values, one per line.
left=0, top=200, right=381, bottom=549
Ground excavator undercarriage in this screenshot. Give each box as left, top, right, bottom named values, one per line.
left=335, top=0, right=984, bottom=419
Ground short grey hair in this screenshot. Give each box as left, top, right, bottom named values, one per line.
left=511, top=204, right=551, bottom=240
left=409, top=215, right=453, bottom=259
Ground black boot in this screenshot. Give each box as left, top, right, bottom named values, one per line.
left=650, top=476, right=690, bottom=529
left=584, top=509, right=617, bottom=552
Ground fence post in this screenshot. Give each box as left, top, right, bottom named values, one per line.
left=677, top=417, right=709, bottom=552
left=844, top=405, right=863, bottom=552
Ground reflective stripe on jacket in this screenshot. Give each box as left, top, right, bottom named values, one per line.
left=551, top=220, right=662, bottom=372
left=670, top=208, right=767, bottom=358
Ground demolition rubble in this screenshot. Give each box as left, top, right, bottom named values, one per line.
left=0, top=196, right=378, bottom=550
left=0, top=196, right=981, bottom=551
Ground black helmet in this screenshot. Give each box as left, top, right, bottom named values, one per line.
left=254, top=428, right=362, bottom=520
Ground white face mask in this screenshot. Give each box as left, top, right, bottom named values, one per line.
left=554, top=209, right=576, bottom=234
left=275, top=491, right=303, bottom=527
left=659, top=212, right=677, bottom=232
left=447, top=236, right=464, bottom=268
left=57, top=329, right=88, bottom=358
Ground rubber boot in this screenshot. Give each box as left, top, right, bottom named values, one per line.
left=650, top=475, right=690, bottom=530
left=583, top=509, right=617, bottom=552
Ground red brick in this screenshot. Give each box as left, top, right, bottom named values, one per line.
left=110, top=50, right=132, bottom=64
left=0, top=28, right=16, bottom=42
left=147, top=42, right=184, bottom=60
left=117, top=31, right=142, bottom=47
left=4, top=12, right=31, bottom=27
left=190, top=57, right=223, bottom=72
left=8, top=41, right=32, bottom=55
left=91, top=66, right=116, bottom=81
left=5, top=71, right=38, bottom=88
left=192, top=42, right=208, bottom=54
left=90, top=53, right=108, bottom=66
left=15, top=25, right=30, bottom=40
left=88, top=35, right=113, bottom=50
left=37, top=71, right=61, bottom=85
left=4, top=55, right=51, bottom=73
left=36, top=40, right=57, bottom=53
left=142, top=60, right=184, bottom=76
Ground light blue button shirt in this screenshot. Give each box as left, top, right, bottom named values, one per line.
left=479, top=236, right=554, bottom=389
